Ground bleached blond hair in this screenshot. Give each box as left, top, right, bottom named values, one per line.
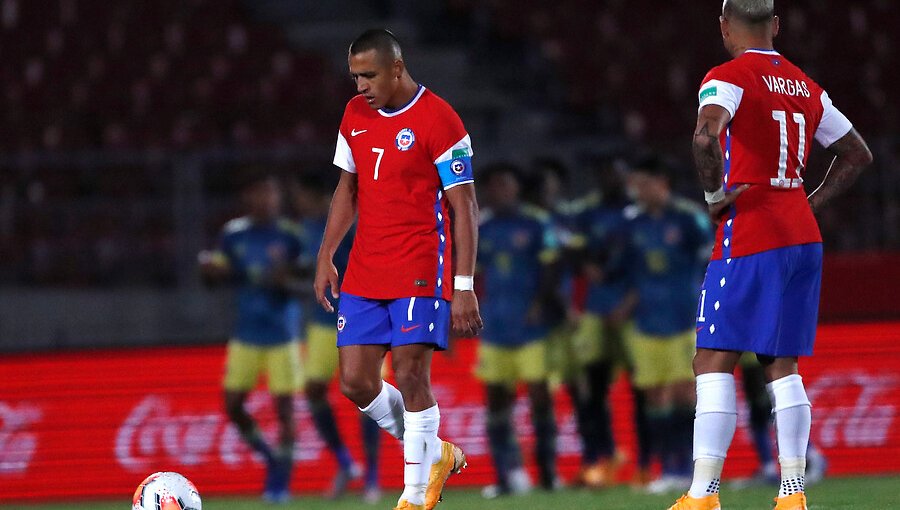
left=722, top=0, right=775, bottom=23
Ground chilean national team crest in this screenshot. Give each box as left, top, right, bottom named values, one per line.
left=450, top=159, right=466, bottom=175
left=337, top=314, right=346, bottom=332
left=395, top=128, right=415, bottom=151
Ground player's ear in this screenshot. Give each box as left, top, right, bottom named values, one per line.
left=772, top=15, right=780, bottom=38
left=719, top=15, right=728, bottom=40
left=393, top=59, right=405, bottom=80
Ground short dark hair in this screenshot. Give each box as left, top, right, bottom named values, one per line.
left=629, top=152, right=671, bottom=180
left=237, top=169, right=279, bottom=191
left=480, top=161, right=521, bottom=186
left=294, top=171, right=333, bottom=195
left=349, top=29, right=402, bottom=60
left=532, top=157, right=568, bottom=181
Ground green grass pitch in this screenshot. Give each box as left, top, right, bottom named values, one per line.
left=5, top=476, right=897, bottom=510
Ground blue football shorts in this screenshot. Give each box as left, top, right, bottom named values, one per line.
left=695, top=243, right=822, bottom=357
left=336, top=292, right=450, bottom=350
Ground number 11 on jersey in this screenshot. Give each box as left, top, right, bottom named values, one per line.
left=371, top=147, right=385, bottom=180
left=771, top=110, right=806, bottom=189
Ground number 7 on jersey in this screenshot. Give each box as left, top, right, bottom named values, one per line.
left=371, top=147, right=385, bottom=181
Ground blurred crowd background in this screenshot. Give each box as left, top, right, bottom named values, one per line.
left=1, top=0, right=898, bottom=351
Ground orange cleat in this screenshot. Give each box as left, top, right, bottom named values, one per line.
left=424, top=441, right=467, bottom=509
left=773, top=492, right=807, bottom=510
left=667, top=493, right=722, bottom=510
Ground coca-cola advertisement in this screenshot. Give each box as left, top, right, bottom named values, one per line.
left=2, top=323, right=899, bottom=503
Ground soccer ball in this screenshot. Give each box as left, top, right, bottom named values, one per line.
left=132, top=472, right=202, bottom=510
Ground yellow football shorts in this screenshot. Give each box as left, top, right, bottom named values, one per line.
left=550, top=313, right=630, bottom=381
left=625, top=328, right=695, bottom=389
left=302, top=322, right=340, bottom=383
left=223, top=339, right=302, bottom=395
left=476, top=339, right=549, bottom=387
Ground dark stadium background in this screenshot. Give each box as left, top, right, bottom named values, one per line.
left=1, top=0, right=898, bottom=504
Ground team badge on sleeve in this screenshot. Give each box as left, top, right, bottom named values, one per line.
left=395, top=128, right=415, bottom=151
left=450, top=159, right=466, bottom=175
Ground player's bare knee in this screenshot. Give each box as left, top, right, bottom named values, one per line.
left=223, top=393, right=245, bottom=421
left=305, top=380, right=328, bottom=403
left=693, top=348, right=740, bottom=375
left=527, top=382, right=552, bottom=412
left=340, top=372, right=380, bottom=407
left=393, top=364, right=431, bottom=397
left=761, top=356, right=799, bottom=382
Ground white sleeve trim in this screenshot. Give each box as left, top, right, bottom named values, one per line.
left=698, top=79, right=744, bottom=118
left=433, top=134, right=474, bottom=164
left=443, top=179, right=474, bottom=190
left=332, top=131, right=357, bottom=173
left=814, top=91, right=853, bottom=147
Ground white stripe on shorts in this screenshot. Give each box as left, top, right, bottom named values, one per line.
left=407, top=297, right=416, bottom=321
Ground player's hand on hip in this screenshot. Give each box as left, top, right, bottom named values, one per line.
left=451, top=290, right=483, bottom=338
left=314, top=258, right=340, bottom=313
left=707, top=184, right=750, bottom=224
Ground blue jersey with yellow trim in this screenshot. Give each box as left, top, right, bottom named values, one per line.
left=219, top=217, right=303, bottom=345
left=478, top=205, right=559, bottom=346
left=298, top=215, right=353, bottom=327
left=574, top=199, right=630, bottom=315
left=622, top=199, right=713, bottom=336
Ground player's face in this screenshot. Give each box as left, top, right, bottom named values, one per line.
left=628, top=172, right=669, bottom=208
left=487, top=172, right=520, bottom=210
left=349, top=49, right=399, bottom=110
left=541, top=172, right=562, bottom=207
left=245, top=178, right=282, bottom=220
left=291, top=185, right=317, bottom=217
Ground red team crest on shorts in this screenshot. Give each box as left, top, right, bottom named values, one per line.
left=395, top=128, right=415, bottom=151
left=336, top=314, right=346, bottom=332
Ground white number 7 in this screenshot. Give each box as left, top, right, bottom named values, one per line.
left=371, top=147, right=385, bottom=180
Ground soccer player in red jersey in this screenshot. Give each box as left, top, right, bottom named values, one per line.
left=669, top=2, right=873, bottom=510
left=314, top=29, right=482, bottom=510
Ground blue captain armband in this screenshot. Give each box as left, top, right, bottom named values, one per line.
left=436, top=153, right=474, bottom=190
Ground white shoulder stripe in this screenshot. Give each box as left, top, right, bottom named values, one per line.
left=333, top=131, right=357, bottom=173
left=698, top=79, right=744, bottom=118
left=434, top=134, right=474, bottom=164
left=814, top=91, right=853, bottom=148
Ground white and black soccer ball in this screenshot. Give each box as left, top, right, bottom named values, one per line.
left=132, top=472, right=202, bottom=510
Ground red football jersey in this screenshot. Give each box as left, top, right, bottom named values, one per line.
left=333, top=86, right=475, bottom=300
left=698, top=49, right=852, bottom=260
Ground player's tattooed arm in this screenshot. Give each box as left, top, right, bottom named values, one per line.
left=809, top=128, right=873, bottom=213
left=693, top=105, right=748, bottom=222
left=692, top=117, right=725, bottom=193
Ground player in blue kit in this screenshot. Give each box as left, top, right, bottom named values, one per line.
left=618, top=156, right=714, bottom=493
left=198, top=172, right=303, bottom=503
left=566, top=162, right=634, bottom=486
left=292, top=175, right=383, bottom=503
left=476, top=163, right=562, bottom=497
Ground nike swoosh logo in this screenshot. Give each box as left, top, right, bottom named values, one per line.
left=350, top=129, right=367, bottom=137
left=400, top=325, right=421, bottom=333
left=696, top=326, right=704, bottom=332
left=404, top=460, right=422, bottom=465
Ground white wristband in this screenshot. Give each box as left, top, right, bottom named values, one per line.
left=454, top=275, right=474, bottom=291
left=704, top=186, right=726, bottom=204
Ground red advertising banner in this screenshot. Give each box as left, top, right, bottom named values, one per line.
left=2, top=322, right=899, bottom=503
